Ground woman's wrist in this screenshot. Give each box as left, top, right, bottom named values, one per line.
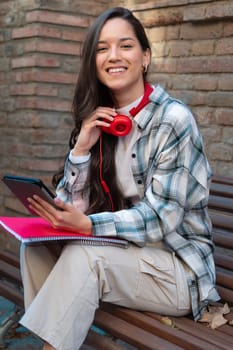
left=72, top=147, right=89, bottom=156
left=80, top=215, right=93, bottom=235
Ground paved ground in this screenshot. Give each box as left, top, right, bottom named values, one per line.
left=0, top=296, right=98, bottom=349
left=0, top=296, right=136, bottom=350
left=0, top=296, right=43, bottom=349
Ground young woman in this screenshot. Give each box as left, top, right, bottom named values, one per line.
left=20, top=7, right=220, bottom=350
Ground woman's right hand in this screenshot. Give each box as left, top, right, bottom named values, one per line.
left=72, top=107, right=117, bottom=156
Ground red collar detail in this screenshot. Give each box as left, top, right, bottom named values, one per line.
left=129, top=82, right=153, bottom=117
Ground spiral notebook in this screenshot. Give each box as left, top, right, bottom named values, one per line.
left=0, top=216, right=129, bottom=248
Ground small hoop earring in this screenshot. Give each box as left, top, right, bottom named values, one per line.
left=143, top=64, right=148, bottom=73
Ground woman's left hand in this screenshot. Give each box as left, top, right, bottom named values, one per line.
left=27, top=195, right=93, bottom=235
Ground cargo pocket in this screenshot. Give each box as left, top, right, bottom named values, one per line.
left=136, top=250, right=178, bottom=308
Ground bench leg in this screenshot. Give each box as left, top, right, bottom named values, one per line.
left=0, top=306, right=24, bottom=349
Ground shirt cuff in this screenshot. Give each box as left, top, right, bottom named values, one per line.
left=69, top=150, right=91, bottom=164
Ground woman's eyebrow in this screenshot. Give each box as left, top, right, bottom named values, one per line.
left=97, top=37, right=136, bottom=44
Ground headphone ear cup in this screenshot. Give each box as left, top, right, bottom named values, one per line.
left=101, top=115, right=132, bottom=136
left=110, top=115, right=132, bottom=136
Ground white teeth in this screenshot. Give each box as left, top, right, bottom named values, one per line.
left=108, top=68, right=125, bottom=73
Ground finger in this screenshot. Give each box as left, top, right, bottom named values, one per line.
left=28, top=197, right=66, bottom=230
left=27, top=196, right=57, bottom=221
left=89, top=108, right=116, bottom=123
left=30, top=195, right=56, bottom=212
left=54, top=197, right=72, bottom=212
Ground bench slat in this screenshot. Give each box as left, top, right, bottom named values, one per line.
left=164, top=315, right=233, bottom=350
left=84, top=329, right=125, bottom=350
left=94, top=309, right=184, bottom=350
left=208, top=195, right=233, bottom=212
left=216, top=285, right=233, bottom=305
left=214, top=253, right=233, bottom=270
left=210, top=213, right=233, bottom=231
left=0, top=260, right=22, bottom=284
left=216, top=271, right=233, bottom=290
left=212, top=176, right=233, bottom=186
left=0, top=249, right=20, bottom=268
left=213, top=229, right=233, bottom=249
left=146, top=312, right=232, bottom=350
left=101, top=303, right=222, bottom=350
left=0, top=281, right=24, bottom=307
left=210, top=183, right=233, bottom=199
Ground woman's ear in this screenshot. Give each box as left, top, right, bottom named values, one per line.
left=143, top=48, right=151, bottom=71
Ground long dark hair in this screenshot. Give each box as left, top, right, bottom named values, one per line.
left=53, top=7, right=151, bottom=214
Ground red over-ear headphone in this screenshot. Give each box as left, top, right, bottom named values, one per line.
left=100, top=82, right=153, bottom=210
left=101, top=115, right=132, bottom=136
left=101, top=82, right=153, bottom=137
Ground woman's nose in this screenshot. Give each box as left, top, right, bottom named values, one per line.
left=108, top=47, right=120, bottom=60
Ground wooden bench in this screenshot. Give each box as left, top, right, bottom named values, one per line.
left=1, top=175, right=233, bottom=349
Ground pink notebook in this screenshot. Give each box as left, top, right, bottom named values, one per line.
left=0, top=216, right=129, bottom=248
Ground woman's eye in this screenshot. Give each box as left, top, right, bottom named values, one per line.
left=121, top=44, right=133, bottom=49
left=96, top=47, right=107, bottom=52
left=121, top=45, right=133, bottom=50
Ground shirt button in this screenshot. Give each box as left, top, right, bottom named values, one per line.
left=132, top=153, right=136, bottom=158
left=137, top=180, right=142, bottom=184
left=71, top=172, right=75, bottom=176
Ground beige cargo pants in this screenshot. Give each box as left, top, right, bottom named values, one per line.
left=20, top=241, right=191, bottom=350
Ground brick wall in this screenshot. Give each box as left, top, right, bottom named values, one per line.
left=132, top=0, right=233, bottom=178
left=0, top=0, right=232, bottom=249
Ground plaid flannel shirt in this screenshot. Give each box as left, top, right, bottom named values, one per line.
left=56, top=84, right=220, bottom=320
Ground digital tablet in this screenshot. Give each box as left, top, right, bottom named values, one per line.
left=2, top=174, right=57, bottom=215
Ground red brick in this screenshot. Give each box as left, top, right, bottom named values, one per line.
left=184, top=2, right=233, bottom=22
left=12, top=25, right=61, bottom=39
left=150, top=58, right=176, bottom=73
left=171, top=74, right=193, bottom=90
left=147, top=27, right=166, bottom=42
left=0, top=72, right=6, bottom=83
left=215, top=109, right=233, bottom=125
left=24, top=39, right=81, bottom=55
left=19, top=158, right=61, bottom=172
left=224, top=22, right=233, bottom=37
left=12, top=25, right=86, bottom=43
left=15, top=71, right=76, bottom=84
left=192, top=76, right=218, bottom=91
left=151, top=42, right=168, bottom=58
left=222, top=126, right=233, bottom=144
left=6, top=113, right=40, bottom=128
left=8, top=143, right=65, bottom=158
left=11, top=56, right=60, bottom=69
left=206, top=2, right=233, bottom=21
left=146, top=8, right=183, bottom=27
left=180, top=23, right=222, bottom=40
left=62, top=29, right=86, bottom=42
left=168, top=41, right=191, bottom=57
left=177, top=57, right=233, bottom=73
left=209, top=143, right=232, bottom=161
left=15, top=97, right=71, bottom=112
left=171, top=90, right=206, bottom=106
left=208, top=92, right=233, bottom=108
left=191, top=40, right=214, bottom=56
left=26, top=10, right=89, bottom=28
left=192, top=107, right=215, bottom=125
left=10, top=84, right=58, bottom=97
left=183, top=6, right=205, bottom=22
left=212, top=162, right=233, bottom=178
left=200, top=126, right=222, bottom=144
left=218, top=75, right=233, bottom=91
left=31, top=128, right=71, bottom=144
left=5, top=197, right=28, bottom=216
left=166, top=25, right=179, bottom=40
left=215, top=38, right=233, bottom=55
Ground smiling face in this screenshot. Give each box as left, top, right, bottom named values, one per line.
left=96, top=18, right=150, bottom=107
